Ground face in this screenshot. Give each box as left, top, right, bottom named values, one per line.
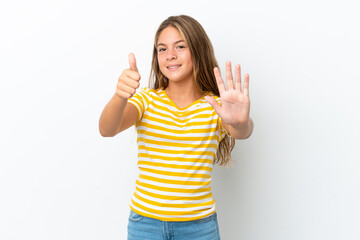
left=157, top=26, right=194, bottom=85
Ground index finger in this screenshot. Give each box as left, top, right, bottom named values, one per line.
left=214, top=67, right=226, bottom=94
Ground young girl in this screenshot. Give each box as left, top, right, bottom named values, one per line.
left=99, top=15, right=253, bottom=240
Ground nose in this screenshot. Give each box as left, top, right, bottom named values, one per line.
left=166, top=48, right=177, bottom=60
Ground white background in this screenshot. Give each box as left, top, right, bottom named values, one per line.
left=1, top=0, right=359, bottom=239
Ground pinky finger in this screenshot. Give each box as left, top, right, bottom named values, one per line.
left=243, top=73, right=250, bottom=96
left=116, top=90, right=132, bottom=99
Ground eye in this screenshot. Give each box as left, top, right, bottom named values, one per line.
left=158, top=48, right=166, bottom=52
left=177, top=45, right=185, bottom=49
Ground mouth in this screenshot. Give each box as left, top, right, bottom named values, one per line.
left=166, top=64, right=182, bottom=70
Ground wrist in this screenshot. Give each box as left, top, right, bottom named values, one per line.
left=227, top=118, right=253, bottom=139
left=230, top=117, right=251, bottom=129
left=115, top=91, right=130, bottom=101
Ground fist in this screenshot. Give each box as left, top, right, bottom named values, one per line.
left=116, top=53, right=141, bottom=99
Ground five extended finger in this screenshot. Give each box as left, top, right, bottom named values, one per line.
left=225, top=61, right=234, bottom=89
left=235, top=64, right=241, bottom=91
left=204, top=96, right=222, bottom=115
left=243, top=73, right=250, bottom=96
left=214, top=67, right=226, bottom=93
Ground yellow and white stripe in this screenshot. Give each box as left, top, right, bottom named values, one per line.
left=127, top=87, right=226, bottom=221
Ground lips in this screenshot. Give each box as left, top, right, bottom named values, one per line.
left=167, top=64, right=182, bottom=70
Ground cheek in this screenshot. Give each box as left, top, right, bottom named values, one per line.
left=157, top=59, right=167, bottom=75
left=185, top=52, right=193, bottom=65
left=157, top=55, right=166, bottom=67
left=186, top=56, right=193, bottom=69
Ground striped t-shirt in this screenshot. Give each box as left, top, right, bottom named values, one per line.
left=127, top=87, right=226, bottom=221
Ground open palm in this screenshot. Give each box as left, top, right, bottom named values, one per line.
left=205, top=61, right=250, bottom=126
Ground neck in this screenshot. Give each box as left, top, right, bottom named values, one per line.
left=165, top=81, right=202, bottom=101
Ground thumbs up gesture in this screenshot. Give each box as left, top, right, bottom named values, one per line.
left=116, top=53, right=141, bottom=99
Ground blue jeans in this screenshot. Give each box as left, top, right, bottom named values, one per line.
left=127, top=210, right=221, bottom=240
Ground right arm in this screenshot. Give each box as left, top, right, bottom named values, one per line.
left=98, top=94, right=139, bottom=137
left=98, top=53, right=141, bottom=137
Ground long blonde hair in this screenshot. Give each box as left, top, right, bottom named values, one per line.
left=149, top=15, right=235, bottom=167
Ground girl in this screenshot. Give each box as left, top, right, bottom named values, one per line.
left=99, top=15, right=253, bottom=240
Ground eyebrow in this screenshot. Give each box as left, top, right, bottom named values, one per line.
left=157, top=40, right=185, bottom=47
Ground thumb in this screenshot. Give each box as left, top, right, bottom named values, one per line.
left=128, top=52, right=138, bottom=72
left=204, top=96, right=222, bottom=115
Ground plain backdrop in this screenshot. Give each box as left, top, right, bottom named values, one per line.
left=1, top=0, right=359, bottom=239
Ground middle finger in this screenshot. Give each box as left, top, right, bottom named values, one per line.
left=225, top=61, right=234, bottom=89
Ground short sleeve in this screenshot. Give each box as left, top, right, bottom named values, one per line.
left=214, top=96, right=229, bottom=141
left=218, top=116, right=229, bottom=141
left=127, top=87, right=151, bottom=124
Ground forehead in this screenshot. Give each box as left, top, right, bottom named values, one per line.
left=157, top=26, right=185, bottom=45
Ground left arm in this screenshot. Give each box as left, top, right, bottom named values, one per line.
left=223, top=117, right=254, bottom=139
left=205, top=62, right=253, bottom=140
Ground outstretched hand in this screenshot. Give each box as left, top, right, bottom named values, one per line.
left=205, top=61, right=250, bottom=127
